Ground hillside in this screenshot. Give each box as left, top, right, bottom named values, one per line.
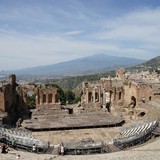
left=34, top=71, right=116, bottom=95
left=128, top=56, right=160, bottom=72
left=32, top=56, right=159, bottom=97
left=9, top=54, right=144, bottom=76
left=140, top=56, right=160, bottom=67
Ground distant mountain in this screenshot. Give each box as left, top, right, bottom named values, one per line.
left=9, top=54, right=144, bottom=76
left=139, top=56, right=160, bottom=67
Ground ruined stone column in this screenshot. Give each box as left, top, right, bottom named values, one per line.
left=35, top=95, right=38, bottom=109
left=93, top=88, right=95, bottom=103
left=39, top=94, right=43, bottom=110
left=86, top=88, right=89, bottom=104
left=114, top=87, right=116, bottom=101
left=98, top=88, right=101, bottom=103
left=102, top=89, right=106, bottom=107
left=46, top=94, right=48, bottom=104
left=52, top=92, right=55, bottom=103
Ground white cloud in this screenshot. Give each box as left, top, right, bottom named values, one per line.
left=64, top=30, right=84, bottom=36
left=0, top=5, right=160, bottom=70
left=0, top=30, right=129, bottom=70
left=96, top=7, right=160, bottom=43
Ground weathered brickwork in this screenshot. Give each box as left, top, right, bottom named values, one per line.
left=0, top=75, right=16, bottom=112
left=0, top=75, right=60, bottom=112
left=81, top=68, right=160, bottom=110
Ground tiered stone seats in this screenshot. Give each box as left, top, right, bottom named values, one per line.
left=0, top=126, right=49, bottom=152
left=113, top=120, right=158, bottom=148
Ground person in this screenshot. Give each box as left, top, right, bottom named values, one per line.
left=12, top=139, right=17, bottom=149
left=16, top=154, right=20, bottom=159
left=1, top=144, right=8, bottom=153
left=32, top=144, right=36, bottom=153
left=48, top=141, right=50, bottom=148
left=60, top=143, right=64, bottom=156
left=142, top=97, right=145, bottom=103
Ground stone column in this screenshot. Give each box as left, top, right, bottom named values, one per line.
left=36, top=95, right=38, bottom=109
left=86, top=88, right=89, bottom=104
left=114, top=87, right=116, bottom=101
left=52, top=92, right=55, bottom=104
left=93, top=88, right=95, bottom=103
left=40, top=93, right=43, bottom=105
left=99, top=88, right=101, bottom=103
left=102, top=89, right=106, bottom=106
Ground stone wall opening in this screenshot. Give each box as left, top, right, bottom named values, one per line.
left=55, top=94, right=58, bottom=103
left=88, top=92, right=93, bottom=102
left=43, top=94, right=46, bottom=103
left=138, top=112, right=146, bottom=117
left=95, top=92, right=99, bottom=102
left=119, top=92, right=122, bottom=100
left=48, top=94, right=52, bottom=103
left=130, top=96, right=136, bottom=108
left=27, top=91, right=36, bottom=109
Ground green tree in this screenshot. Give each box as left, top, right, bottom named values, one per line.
left=52, top=84, right=66, bottom=105
left=65, top=90, right=75, bottom=104
left=27, top=94, right=36, bottom=109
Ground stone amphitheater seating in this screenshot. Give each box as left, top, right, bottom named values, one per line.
left=0, top=126, right=48, bottom=152
left=113, top=120, right=158, bottom=148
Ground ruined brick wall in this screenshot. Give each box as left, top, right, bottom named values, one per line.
left=138, top=84, right=152, bottom=102
left=16, top=84, right=59, bottom=111
left=4, top=84, right=14, bottom=112
left=124, top=81, right=154, bottom=107
left=124, top=81, right=138, bottom=106
left=37, top=87, right=59, bottom=110
left=116, top=68, right=125, bottom=80
left=151, top=84, right=160, bottom=103
left=81, top=78, right=125, bottom=109
left=0, top=92, right=5, bottom=111
left=0, top=83, right=15, bottom=112
left=82, top=69, right=160, bottom=109
left=82, top=82, right=103, bottom=105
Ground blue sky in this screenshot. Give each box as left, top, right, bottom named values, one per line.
left=0, top=0, right=160, bottom=70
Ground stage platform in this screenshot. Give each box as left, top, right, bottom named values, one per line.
left=23, top=112, right=125, bottom=131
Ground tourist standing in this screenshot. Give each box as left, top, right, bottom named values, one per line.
left=12, top=139, right=17, bottom=149
left=60, top=143, right=64, bottom=156
left=1, top=144, right=8, bottom=153
left=16, top=154, right=21, bottom=159
left=32, top=144, right=36, bottom=153
left=142, top=97, right=145, bottom=103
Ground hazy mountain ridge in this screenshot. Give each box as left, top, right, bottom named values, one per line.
left=140, top=56, right=160, bottom=67
left=9, top=54, right=144, bottom=76
left=128, top=56, right=160, bottom=72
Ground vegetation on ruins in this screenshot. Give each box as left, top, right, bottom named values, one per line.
left=34, top=70, right=116, bottom=97
left=50, top=84, right=66, bottom=105
left=27, top=94, right=36, bottom=109
left=31, top=70, right=116, bottom=105
left=65, top=90, right=75, bottom=104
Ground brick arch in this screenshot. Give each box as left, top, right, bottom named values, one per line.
left=88, top=92, right=93, bottom=102
left=130, top=96, right=136, bottom=108
left=22, top=88, right=38, bottom=109
left=16, top=84, right=59, bottom=110
left=48, top=93, right=52, bottom=103
left=43, top=94, right=47, bottom=103
left=95, top=92, right=99, bottom=102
